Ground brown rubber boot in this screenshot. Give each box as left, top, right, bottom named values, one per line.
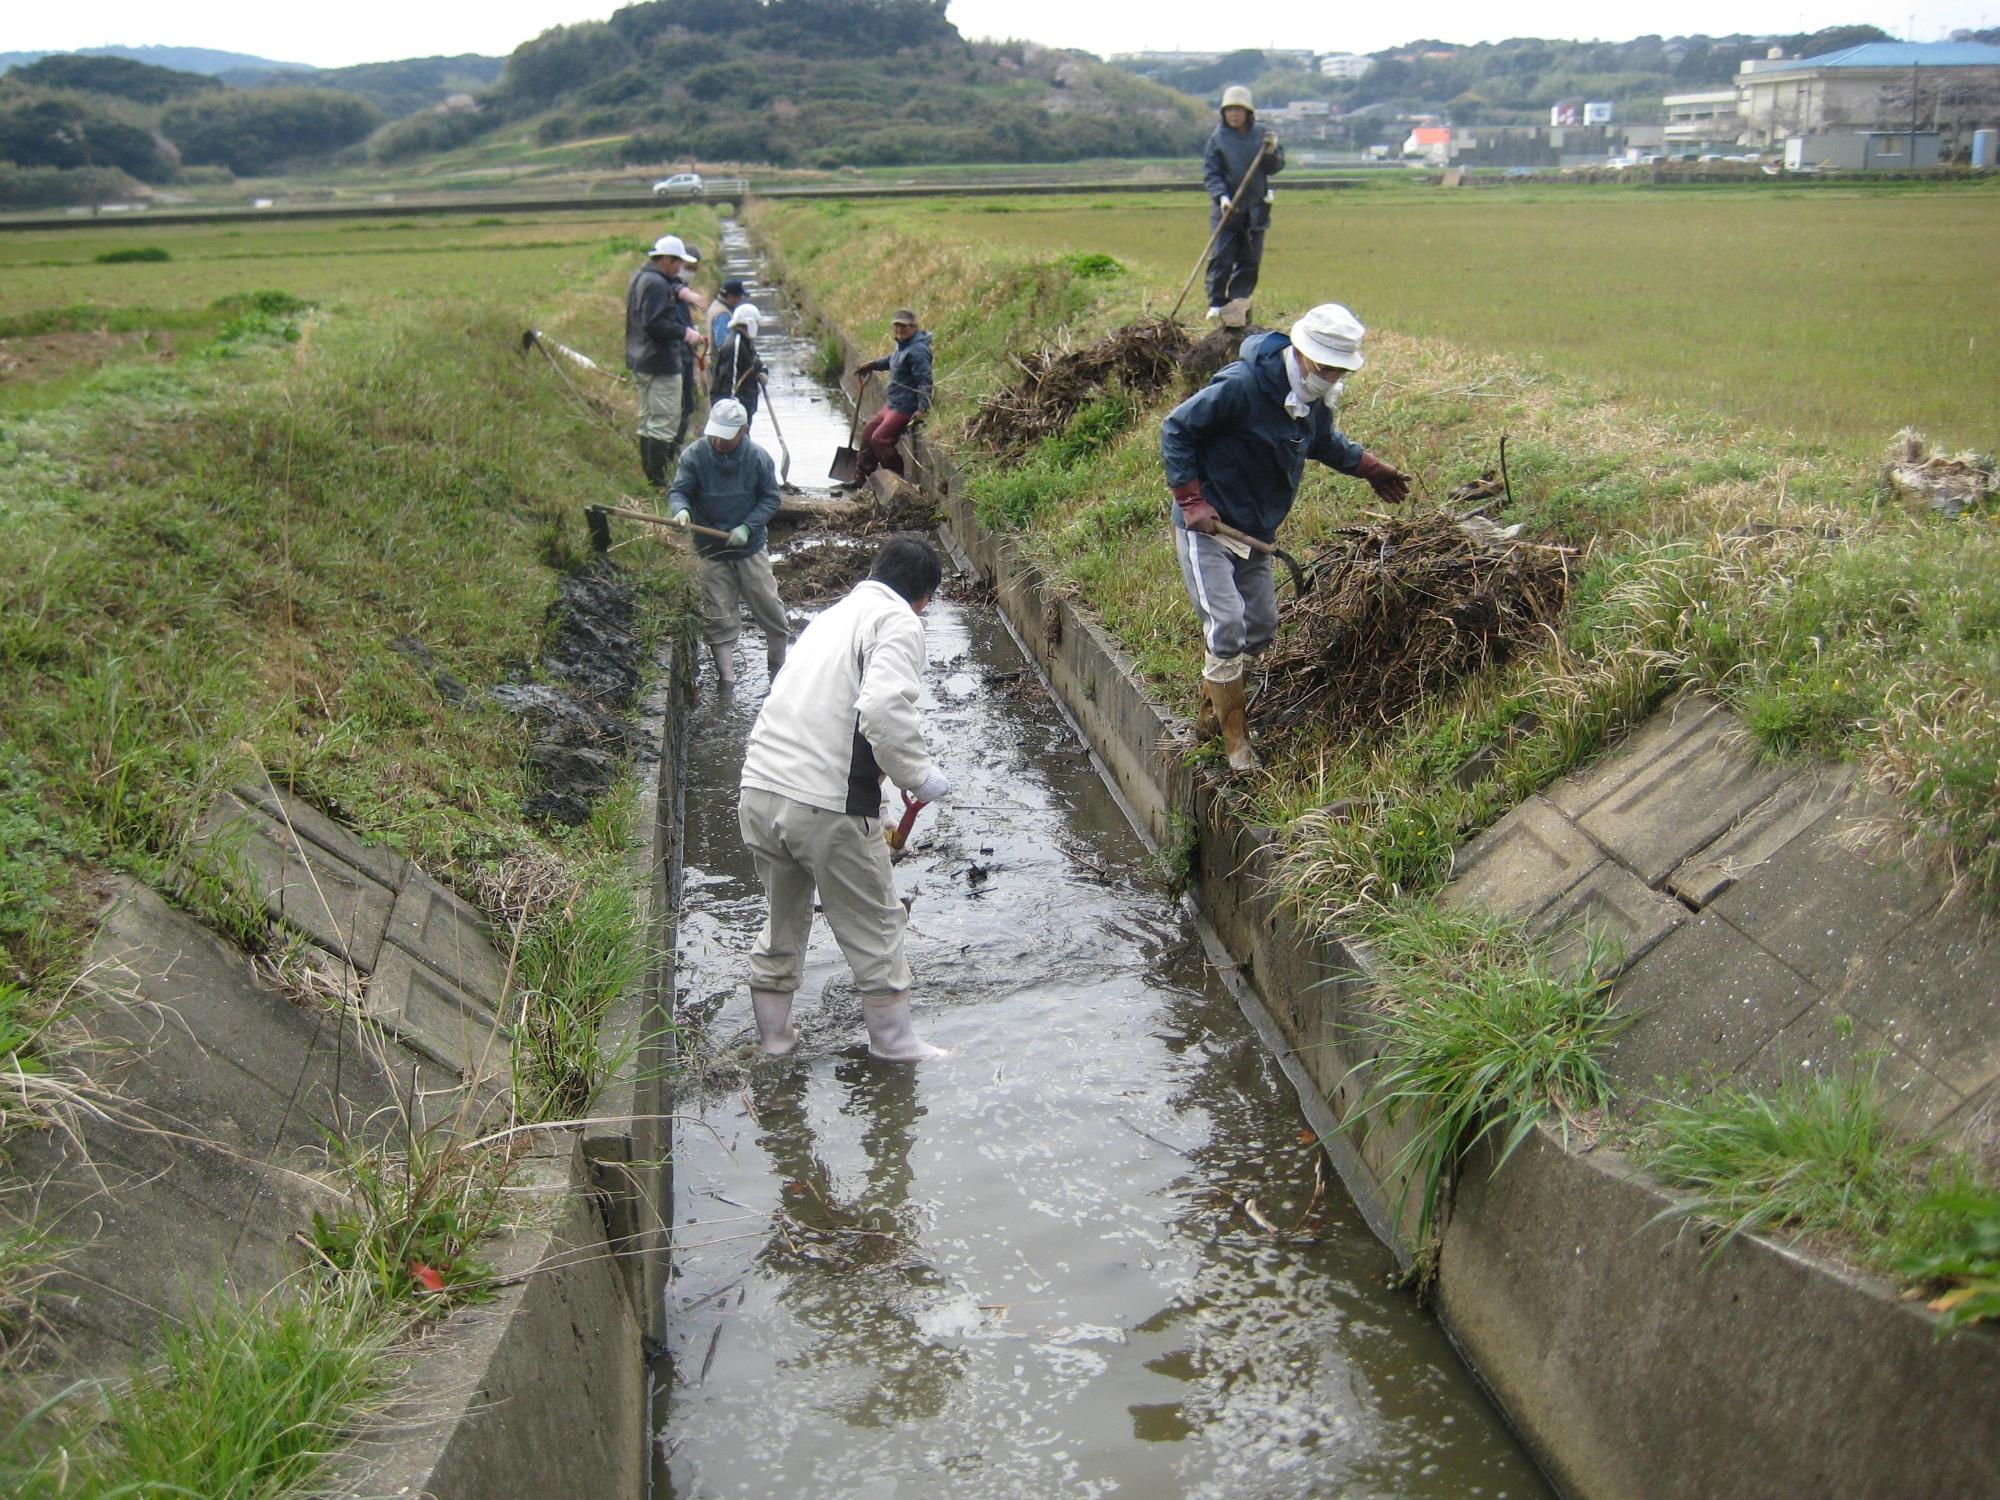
left=1195, top=681, right=1220, bottom=740
left=1209, top=676, right=1258, bottom=772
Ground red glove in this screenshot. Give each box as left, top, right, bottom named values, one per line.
left=1171, top=480, right=1220, bottom=534
left=1353, top=451, right=1411, bottom=504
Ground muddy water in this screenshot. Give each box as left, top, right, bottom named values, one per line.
left=649, top=225, right=1550, bottom=1499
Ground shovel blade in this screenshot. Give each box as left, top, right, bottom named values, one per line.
left=829, top=446, right=862, bottom=484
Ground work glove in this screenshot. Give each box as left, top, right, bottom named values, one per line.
left=1171, top=479, right=1220, bottom=535
left=913, top=769, right=952, bottom=805
left=1354, top=452, right=1411, bottom=505
left=670, top=509, right=691, bottom=529
left=682, top=327, right=702, bottom=346
left=726, top=524, right=751, bottom=548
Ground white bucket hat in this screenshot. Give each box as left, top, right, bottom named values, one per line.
left=1220, top=85, right=1254, bottom=114
left=728, top=302, right=763, bottom=331
left=704, top=397, right=750, bottom=438
left=1290, top=303, right=1366, bottom=371
left=647, top=234, right=698, bottom=263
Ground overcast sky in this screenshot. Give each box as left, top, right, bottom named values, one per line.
left=12, top=0, right=1994, bottom=70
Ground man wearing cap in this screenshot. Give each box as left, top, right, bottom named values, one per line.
left=710, top=302, right=765, bottom=431
left=625, top=234, right=709, bottom=488
left=668, top=396, right=791, bottom=689
left=709, top=279, right=748, bottom=349
left=1160, top=304, right=1411, bottom=771
left=848, top=309, right=932, bottom=486
left=1203, top=87, right=1284, bottom=320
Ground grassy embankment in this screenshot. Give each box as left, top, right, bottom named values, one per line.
left=0, top=209, right=712, bottom=1487
left=752, top=184, right=2000, bottom=1279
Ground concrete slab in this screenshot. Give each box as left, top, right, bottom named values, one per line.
left=1708, top=810, right=1930, bottom=993
left=1441, top=796, right=1601, bottom=923
left=233, top=781, right=408, bottom=892
left=1732, top=1000, right=1961, bottom=1133
left=1603, top=911, right=1819, bottom=1098
left=200, top=794, right=394, bottom=972
left=1526, top=858, right=1686, bottom=978
left=1547, top=693, right=1721, bottom=819
left=1832, top=910, right=2000, bottom=1102
left=1575, top=717, right=1798, bottom=888
left=1666, top=766, right=1852, bottom=909
left=364, top=944, right=512, bottom=1083
left=383, top=873, right=511, bottom=1011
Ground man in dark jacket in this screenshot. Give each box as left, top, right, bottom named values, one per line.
left=1202, top=86, right=1284, bottom=320
left=624, top=234, right=707, bottom=488
left=849, top=309, right=932, bottom=485
left=668, top=397, right=790, bottom=689
left=1160, top=303, right=1410, bottom=771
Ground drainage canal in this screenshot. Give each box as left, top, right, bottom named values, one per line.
left=647, top=223, right=1550, bottom=1499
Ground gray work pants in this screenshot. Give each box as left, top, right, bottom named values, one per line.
left=635, top=370, right=684, bottom=442
left=1173, top=520, right=1276, bottom=675
left=697, top=551, right=790, bottom=649
left=739, top=786, right=911, bottom=996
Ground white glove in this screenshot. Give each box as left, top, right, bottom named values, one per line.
left=670, top=509, right=691, bottom=529
left=913, top=769, right=951, bottom=805
left=1217, top=195, right=1229, bottom=210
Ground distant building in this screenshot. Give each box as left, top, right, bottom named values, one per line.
left=1664, top=89, right=1741, bottom=149
left=1785, top=130, right=1944, bottom=169
left=1672, top=40, right=2000, bottom=152
left=1317, top=54, right=1376, bottom=80
left=1402, top=125, right=1452, bottom=163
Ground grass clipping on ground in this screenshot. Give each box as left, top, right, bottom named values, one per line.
left=1252, top=512, right=1573, bottom=742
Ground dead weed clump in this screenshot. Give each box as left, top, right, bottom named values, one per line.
left=966, top=315, right=1190, bottom=456
left=1253, top=511, right=1573, bottom=740
left=775, top=539, right=881, bottom=603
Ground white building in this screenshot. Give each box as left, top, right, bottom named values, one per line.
left=1663, top=89, right=1741, bottom=148
left=1317, top=54, right=1376, bottom=80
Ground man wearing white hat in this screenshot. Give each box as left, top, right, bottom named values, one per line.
left=668, top=397, right=791, bottom=688
left=710, top=301, right=765, bottom=430
left=1203, top=86, right=1284, bottom=320
left=1160, top=304, right=1411, bottom=771
left=625, top=234, right=709, bottom=488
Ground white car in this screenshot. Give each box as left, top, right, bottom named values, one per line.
left=652, top=173, right=705, bottom=197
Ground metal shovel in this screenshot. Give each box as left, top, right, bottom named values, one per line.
left=757, top=375, right=798, bottom=491
left=829, top=371, right=870, bottom=485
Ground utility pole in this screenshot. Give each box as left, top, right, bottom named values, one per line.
left=1911, top=60, right=1920, bottom=167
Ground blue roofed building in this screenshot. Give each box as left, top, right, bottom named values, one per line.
left=1733, top=40, right=2000, bottom=150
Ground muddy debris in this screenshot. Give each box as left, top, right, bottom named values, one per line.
left=1178, top=324, right=1273, bottom=389
left=491, top=558, right=655, bottom=826
left=966, top=315, right=1191, bottom=456
left=774, top=538, right=879, bottom=603
left=1251, top=510, right=1573, bottom=741
left=1885, top=427, right=1996, bottom=517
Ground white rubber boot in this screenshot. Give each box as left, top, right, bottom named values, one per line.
left=750, top=987, right=797, bottom=1057
left=863, top=992, right=948, bottom=1061
left=709, top=641, right=736, bottom=689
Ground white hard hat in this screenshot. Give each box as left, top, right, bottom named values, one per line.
left=1289, top=303, right=1366, bottom=371
left=704, top=398, right=750, bottom=438
left=1220, top=85, right=1254, bottom=114
left=647, top=234, right=697, bottom=263
left=729, top=302, right=763, bottom=330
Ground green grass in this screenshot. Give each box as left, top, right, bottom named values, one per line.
left=1635, top=1068, right=2000, bottom=1327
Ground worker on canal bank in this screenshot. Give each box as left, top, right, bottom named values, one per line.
left=737, top=536, right=951, bottom=1064
left=668, top=397, right=790, bottom=689
left=848, top=309, right=932, bottom=486
left=1161, top=303, right=1411, bottom=772
left=668, top=242, right=710, bottom=449
left=709, top=278, right=748, bottom=349
left=1203, top=86, right=1284, bottom=321
left=624, top=233, right=708, bottom=488
left=711, top=302, right=765, bottom=431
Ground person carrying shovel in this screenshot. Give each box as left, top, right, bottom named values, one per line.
left=668, top=397, right=791, bottom=689
left=1202, top=86, right=1284, bottom=322
left=1161, top=303, right=1412, bottom=772
left=737, top=536, right=952, bottom=1063
left=710, top=301, right=765, bottom=432
left=846, top=309, right=932, bottom=487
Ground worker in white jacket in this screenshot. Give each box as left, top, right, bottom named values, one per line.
left=738, top=537, right=951, bottom=1061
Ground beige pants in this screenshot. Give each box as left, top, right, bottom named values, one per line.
left=697, top=552, right=790, bottom=649
left=635, top=370, right=684, bottom=441
left=739, top=785, right=910, bottom=996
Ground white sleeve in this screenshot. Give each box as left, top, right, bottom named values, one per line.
left=854, top=613, right=937, bottom=794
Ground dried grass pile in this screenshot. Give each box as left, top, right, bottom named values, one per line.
left=1885, top=428, right=1996, bottom=518
left=967, top=316, right=1191, bottom=455
left=775, top=539, right=880, bottom=603
left=1252, top=511, right=1573, bottom=739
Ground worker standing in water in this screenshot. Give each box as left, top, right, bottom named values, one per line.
left=1203, top=86, right=1284, bottom=322
left=1161, top=304, right=1411, bottom=771
left=668, top=397, right=790, bottom=690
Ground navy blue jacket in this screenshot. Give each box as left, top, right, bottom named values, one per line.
left=624, top=263, right=688, bottom=377
left=668, top=438, right=782, bottom=560
left=1202, top=123, right=1285, bottom=227
left=1159, top=332, right=1364, bottom=543
left=858, top=330, right=933, bottom=414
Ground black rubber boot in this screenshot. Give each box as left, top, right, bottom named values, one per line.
left=638, top=436, right=667, bottom=488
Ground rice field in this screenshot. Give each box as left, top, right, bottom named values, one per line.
left=879, top=182, right=2000, bottom=454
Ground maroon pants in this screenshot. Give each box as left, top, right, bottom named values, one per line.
left=856, top=406, right=911, bottom=481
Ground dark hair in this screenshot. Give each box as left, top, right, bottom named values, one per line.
left=868, top=535, right=941, bottom=603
